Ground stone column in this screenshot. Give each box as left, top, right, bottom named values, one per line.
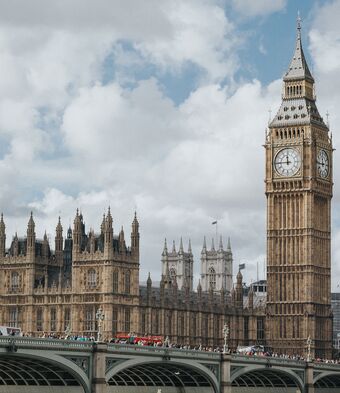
left=220, top=354, right=232, bottom=393
left=305, top=361, right=314, bottom=393
left=92, top=342, right=108, bottom=393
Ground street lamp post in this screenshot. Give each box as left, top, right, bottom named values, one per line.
left=222, top=323, right=229, bottom=354
left=96, top=307, right=105, bottom=342
left=64, top=324, right=71, bottom=338
left=306, top=336, right=312, bottom=362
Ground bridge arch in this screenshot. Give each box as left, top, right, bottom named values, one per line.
left=106, top=357, right=219, bottom=392
left=0, top=352, right=90, bottom=393
left=231, top=365, right=304, bottom=392
left=314, top=371, right=340, bottom=390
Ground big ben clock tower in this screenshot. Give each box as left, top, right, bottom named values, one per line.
left=265, top=17, right=333, bottom=358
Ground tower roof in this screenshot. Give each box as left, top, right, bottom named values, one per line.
left=284, top=14, right=314, bottom=83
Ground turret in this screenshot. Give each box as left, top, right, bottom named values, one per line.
left=211, top=238, right=215, bottom=251
left=13, top=233, right=18, bottom=257
left=104, top=207, right=113, bottom=258
left=172, top=240, right=176, bottom=253
left=131, top=211, right=139, bottom=258
left=188, top=239, right=192, bottom=254
left=218, top=235, right=223, bottom=252
left=235, top=270, right=243, bottom=309
left=179, top=237, right=184, bottom=254
left=55, top=217, right=63, bottom=263
left=248, top=285, right=254, bottom=312
left=146, top=272, right=152, bottom=305
left=119, top=226, right=126, bottom=252
left=42, top=231, right=49, bottom=259
left=201, top=236, right=207, bottom=254
left=0, top=213, right=6, bottom=258
left=27, top=212, right=36, bottom=259
left=72, top=209, right=82, bottom=254
left=197, top=279, right=202, bottom=299
left=89, top=229, right=95, bottom=253
left=162, top=238, right=168, bottom=257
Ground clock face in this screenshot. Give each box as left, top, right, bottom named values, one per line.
left=274, top=148, right=301, bottom=177
left=317, top=149, right=329, bottom=178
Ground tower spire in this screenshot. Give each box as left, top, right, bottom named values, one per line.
left=297, top=10, right=302, bottom=40
left=283, top=12, right=313, bottom=83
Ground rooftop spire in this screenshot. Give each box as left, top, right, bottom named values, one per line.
left=297, top=10, right=301, bottom=40
left=179, top=237, right=183, bottom=253
left=162, top=238, right=168, bottom=256
left=188, top=238, right=192, bottom=253
left=172, top=240, right=176, bottom=253
left=284, top=13, right=314, bottom=82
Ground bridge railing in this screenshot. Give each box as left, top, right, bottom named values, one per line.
left=0, top=336, right=94, bottom=351
left=107, top=343, right=220, bottom=360
left=231, top=354, right=306, bottom=367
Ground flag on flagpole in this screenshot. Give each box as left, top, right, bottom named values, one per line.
left=212, top=221, right=217, bottom=225
left=239, top=263, right=245, bottom=270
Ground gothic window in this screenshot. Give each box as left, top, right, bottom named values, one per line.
left=208, top=267, right=216, bottom=290
left=64, top=308, right=71, bottom=331
left=124, top=271, right=131, bottom=294
left=112, top=307, right=118, bottom=334
left=154, top=313, right=159, bottom=335
left=87, top=269, right=97, bottom=289
left=113, top=270, right=119, bottom=293
left=124, top=308, right=131, bottom=333
left=191, top=313, right=197, bottom=337
left=244, top=316, right=249, bottom=344
left=141, top=311, right=146, bottom=335
left=257, top=317, right=265, bottom=342
left=169, top=267, right=176, bottom=281
left=84, top=306, right=96, bottom=332
left=50, top=308, right=57, bottom=332
left=166, top=311, right=172, bottom=336
left=11, top=272, right=19, bottom=292
left=8, top=307, right=18, bottom=327
left=37, top=308, right=43, bottom=331
left=178, top=313, right=184, bottom=337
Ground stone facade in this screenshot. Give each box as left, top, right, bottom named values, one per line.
left=265, top=20, right=333, bottom=358
left=161, top=238, right=194, bottom=291
left=0, top=210, right=264, bottom=348
left=200, top=236, right=233, bottom=293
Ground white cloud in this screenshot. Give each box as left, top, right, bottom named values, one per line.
left=1, top=0, right=339, bottom=292
left=231, top=0, right=287, bottom=18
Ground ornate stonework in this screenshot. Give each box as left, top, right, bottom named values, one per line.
left=265, top=19, right=333, bottom=358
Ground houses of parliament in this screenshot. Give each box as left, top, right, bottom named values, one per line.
left=0, top=21, right=333, bottom=358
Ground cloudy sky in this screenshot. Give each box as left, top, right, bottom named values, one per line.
left=1, top=0, right=340, bottom=289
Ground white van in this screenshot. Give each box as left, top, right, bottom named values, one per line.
left=0, top=326, right=22, bottom=336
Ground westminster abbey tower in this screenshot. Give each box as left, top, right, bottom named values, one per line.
left=265, top=18, right=333, bottom=358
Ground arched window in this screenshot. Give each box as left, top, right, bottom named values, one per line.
left=208, top=267, right=216, bottom=290
left=37, top=308, right=43, bottom=331
left=124, top=271, right=131, bottom=294
left=84, top=306, right=96, bottom=332
left=169, top=267, right=176, bottom=281
left=113, top=270, right=119, bottom=293
left=11, top=272, right=19, bottom=291
left=9, top=307, right=18, bottom=327
left=50, top=308, right=57, bottom=332
left=88, top=269, right=97, bottom=288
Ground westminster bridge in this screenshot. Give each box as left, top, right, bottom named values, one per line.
left=0, top=337, right=340, bottom=393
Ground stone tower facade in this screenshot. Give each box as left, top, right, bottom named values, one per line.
left=265, top=19, right=333, bottom=358
left=200, top=236, right=233, bottom=293
left=161, top=238, right=193, bottom=291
